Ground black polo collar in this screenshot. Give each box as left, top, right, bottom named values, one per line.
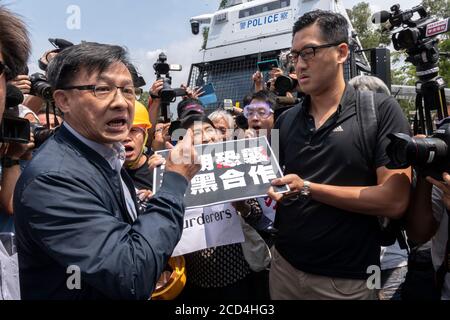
left=300, top=84, right=356, bottom=117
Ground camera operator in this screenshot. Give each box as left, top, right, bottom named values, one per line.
left=147, top=78, right=202, bottom=148
left=252, top=51, right=299, bottom=97
left=0, top=4, right=31, bottom=228
left=407, top=165, right=450, bottom=300
left=0, top=4, right=30, bottom=124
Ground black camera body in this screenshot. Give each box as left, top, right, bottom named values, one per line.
left=374, top=4, right=449, bottom=72
left=30, top=123, right=57, bottom=149
left=0, top=84, right=30, bottom=144
left=153, top=53, right=185, bottom=104
left=29, top=73, right=53, bottom=100
left=274, top=75, right=298, bottom=96
left=387, top=118, right=450, bottom=179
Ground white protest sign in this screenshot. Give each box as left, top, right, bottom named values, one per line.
left=172, top=203, right=245, bottom=257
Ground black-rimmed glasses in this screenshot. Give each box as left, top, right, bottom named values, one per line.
left=59, top=84, right=142, bottom=101
left=288, top=42, right=342, bottom=63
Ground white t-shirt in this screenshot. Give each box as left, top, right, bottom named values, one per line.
left=431, top=186, right=450, bottom=300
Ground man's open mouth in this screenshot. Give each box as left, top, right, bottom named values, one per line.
left=107, top=119, right=127, bottom=127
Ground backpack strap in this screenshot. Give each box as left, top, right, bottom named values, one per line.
left=356, top=90, right=379, bottom=169
left=279, top=104, right=302, bottom=153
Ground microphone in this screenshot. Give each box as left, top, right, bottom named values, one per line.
left=372, top=11, right=391, bottom=24
left=6, top=84, right=24, bottom=110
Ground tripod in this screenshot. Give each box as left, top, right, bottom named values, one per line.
left=412, top=51, right=449, bottom=136
left=414, top=74, right=448, bottom=136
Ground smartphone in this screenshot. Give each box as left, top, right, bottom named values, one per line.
left=199, top=83, right=215, bottom=97
left=198, top=83, right=218, bottom=105
left=257, top=59, right=279, bottom=72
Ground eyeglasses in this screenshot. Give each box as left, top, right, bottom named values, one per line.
left=59, top=84, right=141, bottom=101
left=0, top=61, right=12, bottom=81
left=288, top=42, right=341, bottom=63
left=243, top=103, right=274, bottom=119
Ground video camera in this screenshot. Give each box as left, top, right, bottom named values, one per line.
left=372, top=4, right=449, bottom=73
left=0, top=84, right=30, bottom=144
left=373, top=4, right=450, bottom=175
left=0, top=84, right=59, bottom=147
left=153, top=52, right=186, bottom=104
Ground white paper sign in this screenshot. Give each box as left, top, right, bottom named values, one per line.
left=172, top=203, right=245, bottom=257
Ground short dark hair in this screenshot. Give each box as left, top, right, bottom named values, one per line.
left=46, top=42, right=133, bottom=89
left=292, top=10, right=349, bottom=45
left=250, top=90, right=276, bottom=109
left=0, top=4, right=31, bottom=78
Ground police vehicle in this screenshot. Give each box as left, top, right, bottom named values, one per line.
left=187, top=0, right=364, bottom=110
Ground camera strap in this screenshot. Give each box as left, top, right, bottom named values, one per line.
left=356, top=90, right=379, bottom=169
left=356, top=90, right=410, bottom=250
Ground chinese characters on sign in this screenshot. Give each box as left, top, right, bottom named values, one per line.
left=154, top=137, right=288, bottom=209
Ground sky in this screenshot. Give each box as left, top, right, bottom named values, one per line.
left=4, top=0, right=420, bottom=88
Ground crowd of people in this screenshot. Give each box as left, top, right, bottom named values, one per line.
left=0, top=4, right=449, bottom=300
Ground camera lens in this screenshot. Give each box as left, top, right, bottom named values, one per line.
left=275, top=75, right=297, bottom=96
left=387, top=133, right=448, bottom=168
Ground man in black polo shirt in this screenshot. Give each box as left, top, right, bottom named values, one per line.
left=267, top=10, right=411, bottom=300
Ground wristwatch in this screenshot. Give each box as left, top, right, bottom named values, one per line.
left=300, top=180, right=311, bottom=197
left=1, top=157, right=20, bottom=168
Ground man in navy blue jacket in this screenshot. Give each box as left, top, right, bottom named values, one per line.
left=13, top=42, right=200, bottom=300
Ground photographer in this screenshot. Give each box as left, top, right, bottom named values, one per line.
left=0, top=4, right=31, bottom=228
left=0, top=4, right=30, bottom=123
left=407, top=167, right=450, bottom=300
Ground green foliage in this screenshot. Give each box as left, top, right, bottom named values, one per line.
left=421, top=0, right=450, bottom=20
left=202, top=26, right=210, bottom=50
left=138, top=91, right=150, bottom=107
left=219, top=0, right=228, bottom=10
left=346, top=2, right=391, bottom=52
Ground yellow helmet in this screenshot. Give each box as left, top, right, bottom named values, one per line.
left=151, top=256, right=186, bottom=300
left=133, top=101, right=152, bottom=129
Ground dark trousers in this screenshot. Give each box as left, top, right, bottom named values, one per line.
left=177, top=271, right=270, bottom=301
left=401, top=248, right=440, bottom=300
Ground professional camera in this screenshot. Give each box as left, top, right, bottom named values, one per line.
left=386, top=118, right=450, bottom=179
left=274, top=75, right=298, bottom=96
left=372, top=4, right=449, bottom=77
left=29, top=72, right=53, bottom=100
left=153, top=52, right=186, bottom=103
left=0, top=84, right=30, bottom=144
left=30, top=122, right=58, bottom=149
left=376, top=4, right=449, bottom=173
